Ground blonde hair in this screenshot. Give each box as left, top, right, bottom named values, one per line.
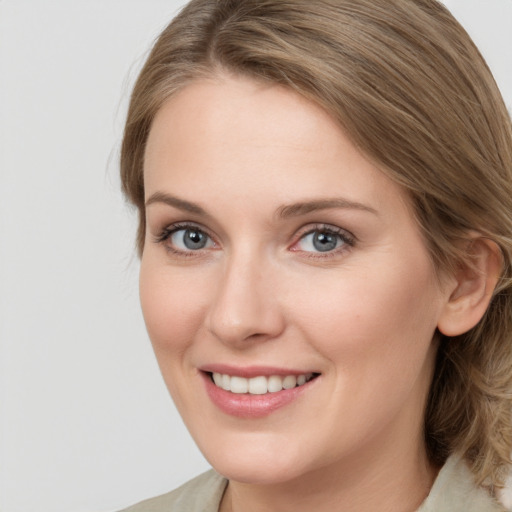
left=121, top=0, right=512, bottom=490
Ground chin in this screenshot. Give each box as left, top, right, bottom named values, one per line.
left=210, top=457, right=308, bottom=485
left=195, top=431, right=312, bottom=484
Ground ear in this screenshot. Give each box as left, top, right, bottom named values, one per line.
left=437, top=237, right=502, bottom=337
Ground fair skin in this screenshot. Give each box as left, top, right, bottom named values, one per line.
left=140, top=74, right=498, bottom=512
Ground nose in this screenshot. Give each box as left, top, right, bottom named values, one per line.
left=205, top=251, right=285, bottom=346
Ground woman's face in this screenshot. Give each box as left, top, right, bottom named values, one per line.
left=141, top=75, right=452, bottom=485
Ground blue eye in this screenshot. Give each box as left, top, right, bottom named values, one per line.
left=171, top=228, right=211, bottom=250
left=167, top=227, right=214, bottom=251
left=296, top=228, right=351, bottom=253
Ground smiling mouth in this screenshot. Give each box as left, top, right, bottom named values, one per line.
left=209, top=372, right=319, bottom=395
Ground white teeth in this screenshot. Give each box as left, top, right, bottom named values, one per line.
left=267, top=375, right=283, bottom=393
left=230, top=376, right=248, bottom=394
left=248, top=376, right=267, bottom=395
left=213, top=372, right=223, bottom=387
left=211, top=372, right=315, bottom=395
left=282, top=375, right=297, bottom=389
left=221, top=374, right=231, bottom=391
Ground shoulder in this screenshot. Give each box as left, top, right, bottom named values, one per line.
left=118, top=470, right=227, bottom=512
left=418, top=456, right=509, bottom=512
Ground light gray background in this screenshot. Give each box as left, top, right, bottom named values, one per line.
left=0, top=1, right=511, bottom=511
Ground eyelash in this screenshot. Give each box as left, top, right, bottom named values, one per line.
left=153, top=222, right=355, bottom=258
left=153, top=222, right=216, bottom=258
left=292, top=223, right=355, bottom=259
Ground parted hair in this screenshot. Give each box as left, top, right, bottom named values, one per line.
left=121, top=0, right=512, bottom=491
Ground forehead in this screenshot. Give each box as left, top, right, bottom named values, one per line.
left=144, top=74, right=345, bottom=169
left=143, top=74, right=410, bottom=219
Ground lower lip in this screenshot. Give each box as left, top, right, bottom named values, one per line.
left=201, top=372, right=317, bottom=418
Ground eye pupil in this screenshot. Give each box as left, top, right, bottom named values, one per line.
left=184, top=229, right=207, bottom=249
left=313, top=232, right=338, bottom=252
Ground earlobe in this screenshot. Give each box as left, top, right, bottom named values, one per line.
left=437, top=237, right=502, bottom=337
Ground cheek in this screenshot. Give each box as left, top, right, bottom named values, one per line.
left=286, top=261, right=441, bottom=446
left=288, top=257, right=442, bottom=379
left=139, top=258, right=216, bottom=417
left=139, top=258, right=210, bottom=356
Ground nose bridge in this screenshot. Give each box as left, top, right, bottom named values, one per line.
left=206, top=245, right=283, bottom=345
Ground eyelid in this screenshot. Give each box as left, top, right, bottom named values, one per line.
left=294, top=223, right=355, bottom=241
left=290, top=223, right=356, bottom=255
left=152, top=221, right=355, bottom=258
left=153, top=221, right=218, bottom=255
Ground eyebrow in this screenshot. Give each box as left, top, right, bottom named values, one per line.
left=145, top=192, right=378, bottom=218
left=145, top=192, right=209, bottom=216
left=276, top=198, right=378, bottom=218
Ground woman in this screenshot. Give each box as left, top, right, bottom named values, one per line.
left=119, top=0, right=512, bottom=510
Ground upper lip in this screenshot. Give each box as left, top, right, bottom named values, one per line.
left=199, top=364, right=319, bottom=378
